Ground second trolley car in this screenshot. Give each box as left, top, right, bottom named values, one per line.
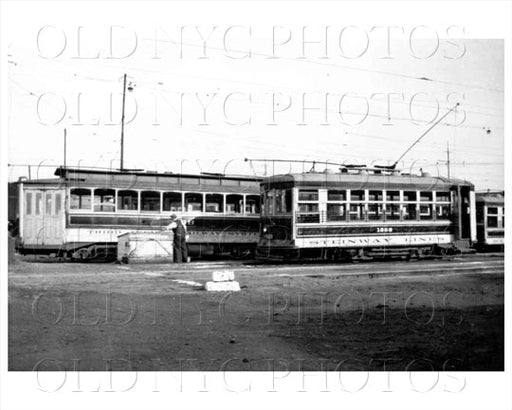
left=256, top=166, right=477, bottom=260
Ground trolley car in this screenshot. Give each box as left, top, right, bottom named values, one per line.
left=14, top=167, right=262, bottom=260
left=475, top=191, right=504, bottom=250
left=256, top=167, right=477, bottom=260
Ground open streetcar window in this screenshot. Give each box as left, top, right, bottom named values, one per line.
left=368, top=204, right=383, bottom=220
left=245, top=195, right=260, bottom=214
left=403, top=191, right=417, bottom=202
left=70, top=188, right=92, bottom=210
left=328, top=190, right=346, bottom=201
left=436, top=192, right=450, bottom=202
left=206, top=194, right=224, bottom=213
left=349, top=204, right=365, bottom=221
left=403, top=204, right=417, bottom=220
left=141, top=191, right=161, bottom=212
left=226, top=194, right=243, bottom=214
left=94, top=189, right=116, bottom=212
left=185, top=193, right=203, bottom=212
left=368, top=191, right=383, bottom=201
left=298, top=190, right=318, bottom=201
left=350, top=190, right=365, bottom=201
left=163, top=192, right=182, bottom=212
left=327, top=204, right=346, bottom=221
left=25, top=192, right=32, bottom=215
left=420, top=204, right=433, bottom=220
left=276, top=189, right=292, bottom=214
left=420, top=191, right=433, bottom=201
left=118, top=190, right=139, bottom=211
left=436, top=204, right=450, bottom=220
left=386, top=191, right=400, bottom=201
left=386, top=204, right=400, bottom=220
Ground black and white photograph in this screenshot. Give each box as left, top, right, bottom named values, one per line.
left=1, top=1, right=510, bottom=409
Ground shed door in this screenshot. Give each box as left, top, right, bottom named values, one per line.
left=23, top=189, right=64, bottom=246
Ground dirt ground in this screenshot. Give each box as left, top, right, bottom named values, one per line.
left=8, top=256, right=504, bottom=371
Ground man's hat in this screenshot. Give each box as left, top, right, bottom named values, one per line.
left=170, top=214, right=177, bottom=220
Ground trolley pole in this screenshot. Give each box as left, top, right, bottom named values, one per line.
left=120, top=73, right=127, bottom=171
left=63, top=128, right=67, bottom=169
left=446, top=142, right=451, bottom=179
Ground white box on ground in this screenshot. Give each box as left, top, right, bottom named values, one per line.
left=212, top=270, right=235, bottom=282
left=205, top=281, right=241, bottom=292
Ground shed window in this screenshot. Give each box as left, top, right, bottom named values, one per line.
left=185, top=193, right=203, bottom=212
left=118, top=190, right=138, bottom=211
left=206, top=194, right=223, bottom=213
left=70, top=188, right=92, bottom=210
left=141, top=191, right=161, bottom=212
left=163, top=192, right=182, bottom=212
left=94, top=189, right=116, bottom=212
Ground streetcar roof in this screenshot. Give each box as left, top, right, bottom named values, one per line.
left=476, top=191, right=504, bottom=205
left=261, top=172, right=474, bottom=190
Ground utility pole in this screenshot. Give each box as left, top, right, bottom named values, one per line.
left=446, top=141, right=451, bottom=179
left=120, top=73, right=127, bottom=171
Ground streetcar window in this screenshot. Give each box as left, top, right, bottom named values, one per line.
left=45, top=193, right=52, bottom=215
left=368, top=204, right=383, bottom=220
left=436, top=204, right=451, bottom=220
left=296, top=214, right=320, bottom=223
left=386, top=204, right=401, bottom=220
left=206, top=194, right=224, bottom=213
left=226, top=194, right=243, bottom=214
left=403, top=191, right=417, bottom=202
left=276, top=189, right=292, bottom=213
left=25, top=192, right=32, bottom=215
left=245, top=195, right=260, bottom=214
left=35, top=193, right=42, bottom=215
left=185, top=193, right=203, bottom=212
left=70, top=188, right=91, bottom=210
left=502, top=217, right=505, bottom=228
left=55, top=193, right=62, bottom=214
left=386, top=191, right=400, bottom=201
left=403, top=204, right=417, bottom=220
left=487, top=207, right=498, bottom=215
left=436, top=192, right=450, bottom=202
left=298, top=190, right=318, bottom=201
left=328, top=190, right=346, bottom=201
left=94, top=189, right=116, bottom=212
left=349, top=204, right=365, bottom=221
left=141, top=191, right=161, bottom=212
left=163, top=192, right=182, bottom=212
left=327, top=204, right=346, bottom=221
left=222, top=179, right=240, bottom=187
left=487, top=216, right=498, bottom=228
left=298, top=203, right=318, bottom=212
left=118, top=190, right=139, bottom=211
left=420, top=191, right=433, bottom=201
left=420, top=204, right=432, bottom=220
left=350, top=190, right=365, bottom=201
left=266, top=190, right=276, bottom=214
left=368, top=191, right=383, bottom=201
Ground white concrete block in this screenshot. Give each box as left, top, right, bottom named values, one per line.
left=205, top=281, right=241, bottom=292
left=212, top=270, right=235, bottom=282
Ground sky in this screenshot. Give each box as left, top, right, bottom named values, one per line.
left=2, top=2, right=506, bottom=190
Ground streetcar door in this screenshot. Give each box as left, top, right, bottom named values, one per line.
left=23, top=188, right=64, bottom=246
left=453, top=185, right=472, bottom=242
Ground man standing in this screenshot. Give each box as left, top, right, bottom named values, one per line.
left=167, top=214, right=189, bottom=263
